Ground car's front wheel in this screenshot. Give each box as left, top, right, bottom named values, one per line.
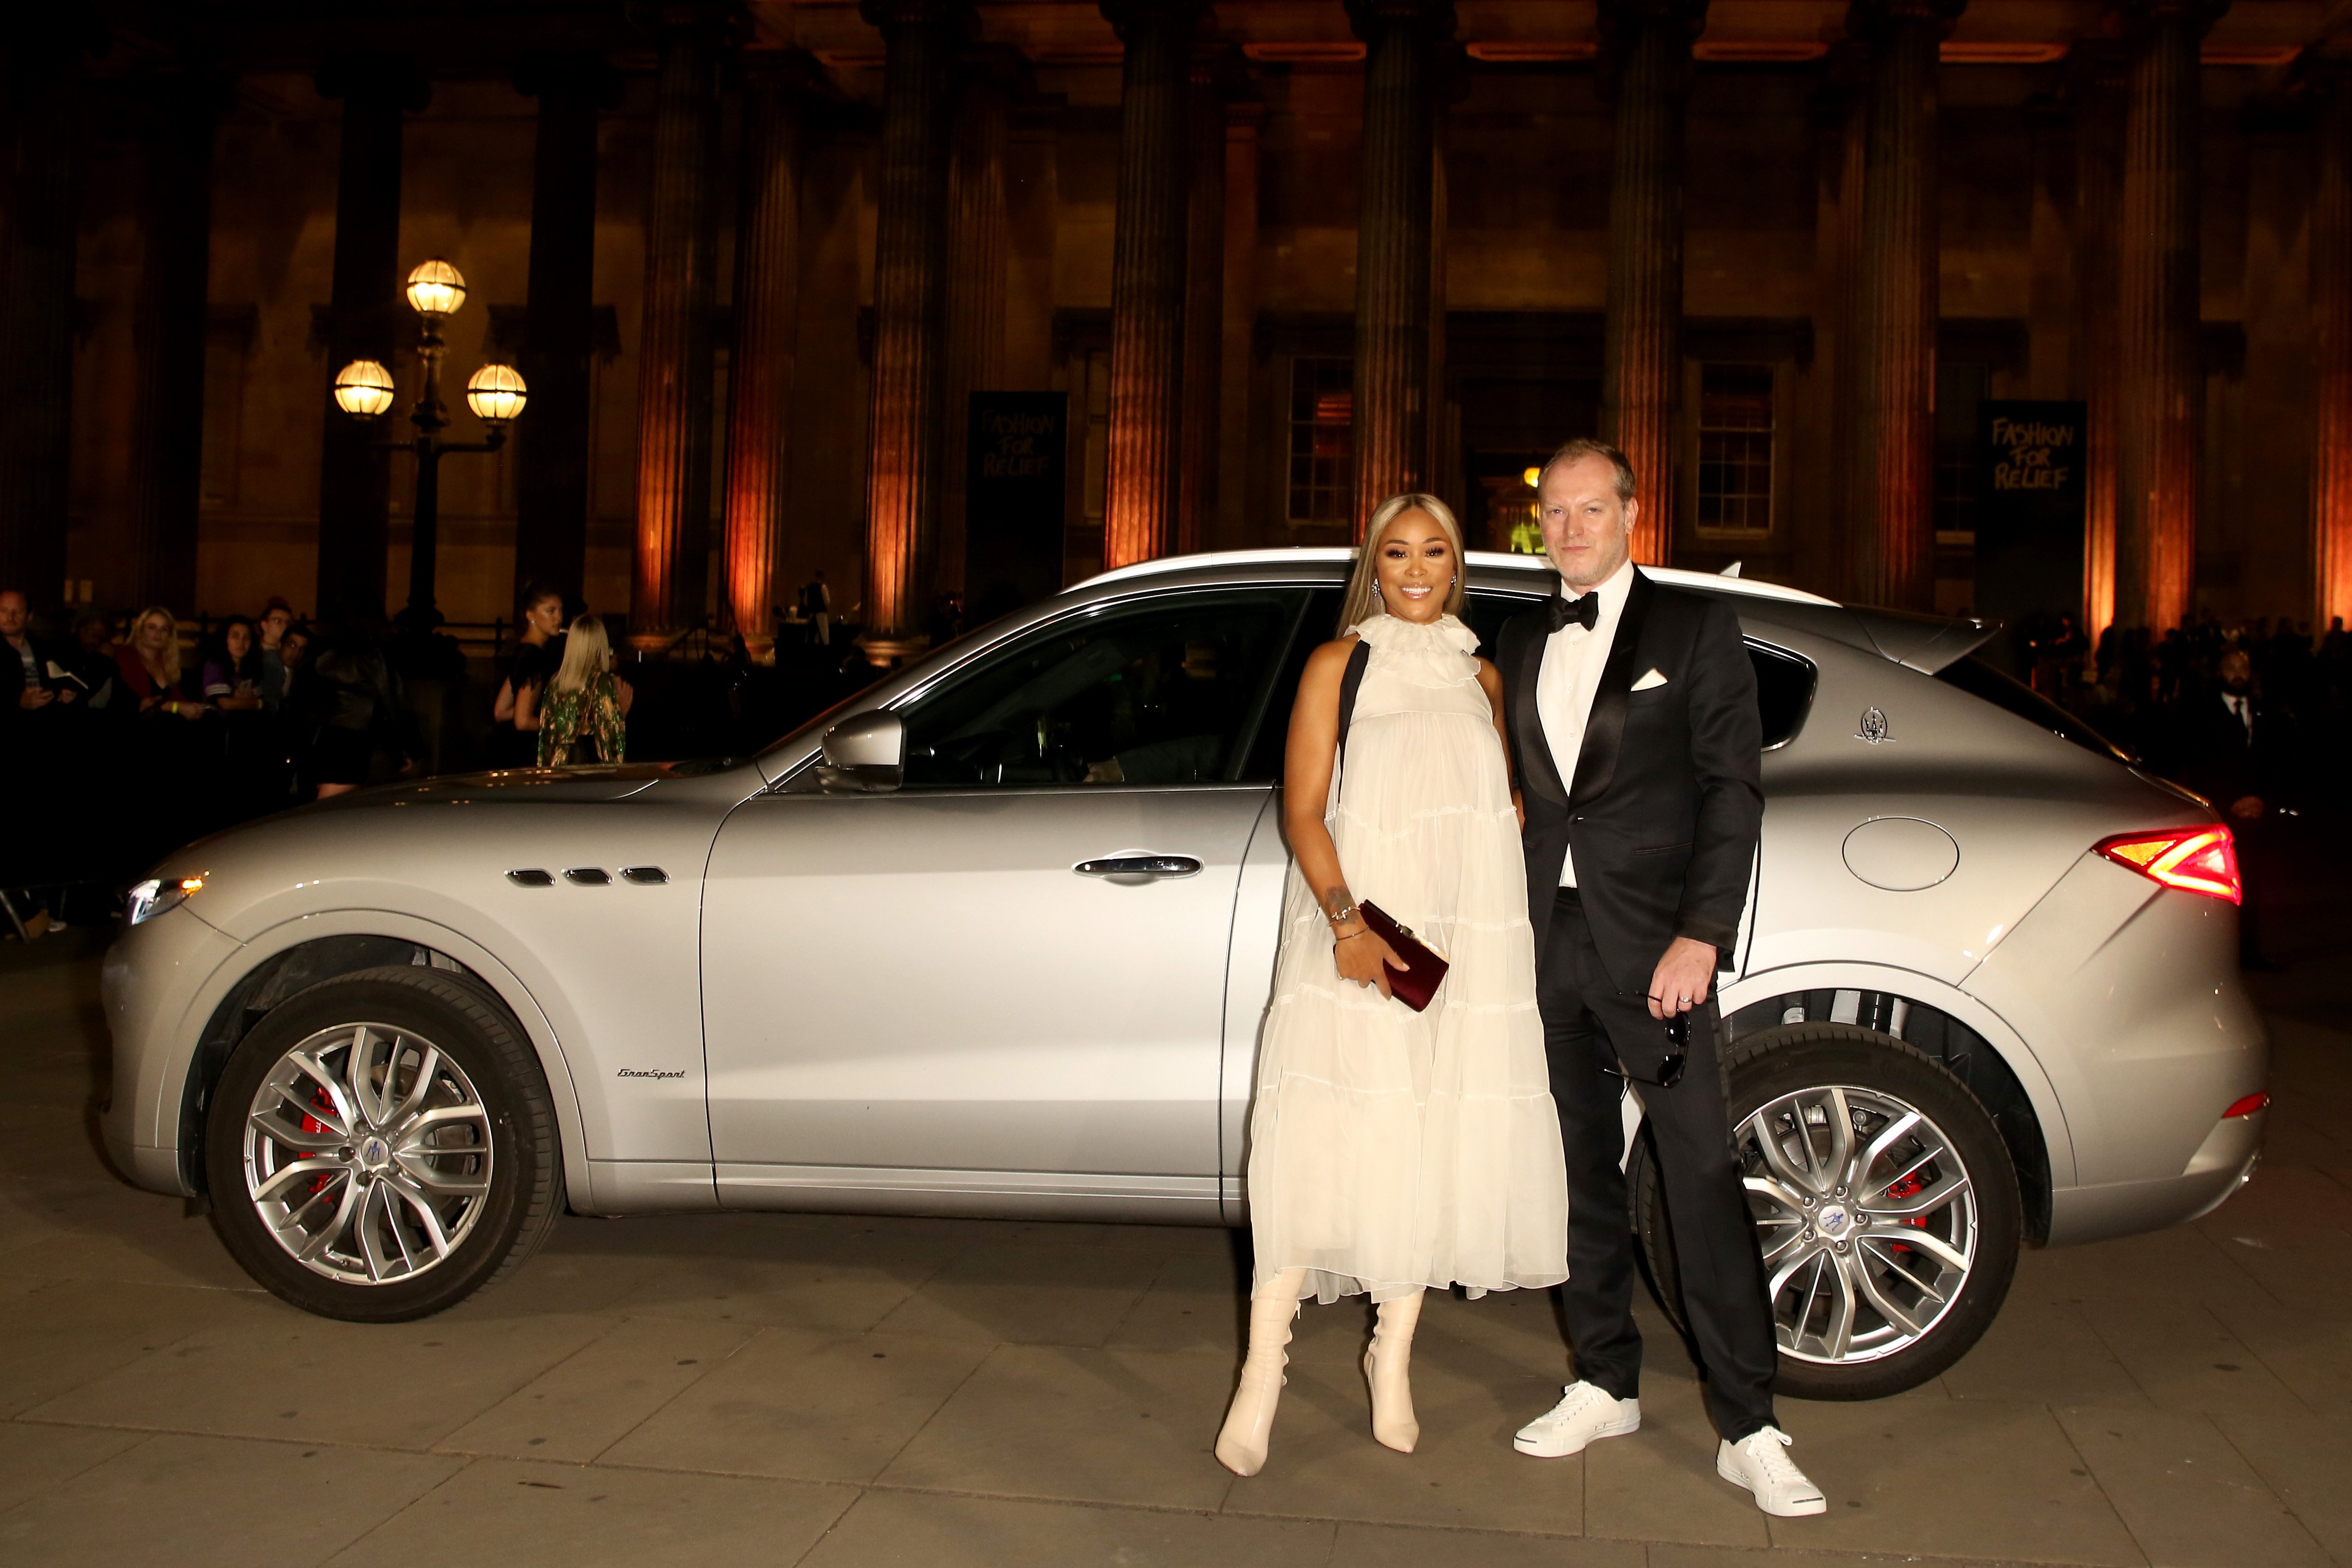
left=203, top=965, right=561, bottom=1321
left=1632, top=1022, right=2022, bottom=1400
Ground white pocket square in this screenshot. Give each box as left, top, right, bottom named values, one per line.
left=1631, top=668, right=1669, bottom=691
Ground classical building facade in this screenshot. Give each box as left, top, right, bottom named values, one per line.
left=5, top=0, right=2347, bottom=651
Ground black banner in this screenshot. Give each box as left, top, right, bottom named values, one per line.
left=1974, top=400, right=2087, bottom=645
left=967, top=392, right=1068, bottom=620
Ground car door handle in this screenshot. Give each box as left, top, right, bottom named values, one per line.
left=1074, top=855, right=1202, bottom=879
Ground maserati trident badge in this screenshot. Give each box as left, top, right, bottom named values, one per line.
left=1855, top=706, right=1893, bottom=744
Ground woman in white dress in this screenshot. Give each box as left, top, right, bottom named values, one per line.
left=1215, top=494, right=1569, bottom=1476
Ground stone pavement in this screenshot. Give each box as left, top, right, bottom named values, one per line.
left=2, top=925, right=2347, bottom=1568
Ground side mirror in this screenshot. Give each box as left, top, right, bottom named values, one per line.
left=817, top=709, right=905, bottom=793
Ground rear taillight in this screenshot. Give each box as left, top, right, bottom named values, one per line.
left=2094, top=824, right=2242, bottom=904
left=2222, top=1092, right=2270, bottom=1119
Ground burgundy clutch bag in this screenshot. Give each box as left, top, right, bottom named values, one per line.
left=1358, top=901, right=1450, bottom=1013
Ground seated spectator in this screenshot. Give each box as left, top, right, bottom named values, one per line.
left=2, top=589, right=82, bottom=714
left=202, top=616, right=264, bottom=711
left=535, top=613, right=632, bottom=766
left=114, top=605, right=202, bottom=721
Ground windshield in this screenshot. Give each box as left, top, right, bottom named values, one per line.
left=1935, top=654, right=2133, bottom=764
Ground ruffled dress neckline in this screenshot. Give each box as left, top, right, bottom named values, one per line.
left=1349, top=612, right=1478, bottom=657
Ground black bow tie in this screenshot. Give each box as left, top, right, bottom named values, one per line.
left=1547, top=593, right=1599, bottom=634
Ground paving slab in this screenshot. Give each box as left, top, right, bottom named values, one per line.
left=1941, top=1278, right=2146, bottom=1408
left=598, top=1327, right=991, bottom=1482
left=1580, top=1362, right=1771, bottom=1550
left=26, top=1293, right=611, bottom=1448
left=2207, top=1405, right=2352, bottom=1565
left=0, top=1431, right=459, bottom=1568
left=1762, top=1386, right=2142, bottom=1565
left=871, top=1240, right=1154, bottom=1347
left=2055, top=1403, right=2329, bottom=1568
left=0, top=1420, right=146, bottom=1513
left=0, top=1277, right=252, bottom=1417
left=1216, top=1333, right=1587, bottom=1535
left=325, top=1456, right=854, bottom=1568
left=1332, top=1519, right=1644, bottom=1566
left=433, top=1314, right=760, bottom=1462
left=879, top=1342, right=1235, bottom=1511
left=799, top=1489, right=1332, bottom=1568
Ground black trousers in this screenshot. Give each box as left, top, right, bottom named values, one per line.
left=1539, top=888, right=1780, bottom=1441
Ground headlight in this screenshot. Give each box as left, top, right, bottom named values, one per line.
left=126, top=877, right=203, bottom=926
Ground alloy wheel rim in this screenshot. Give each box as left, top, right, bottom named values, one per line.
left=240, top=1022, right=494, bottom=1284
left=1735, top=1083, right=1978, bottom=1365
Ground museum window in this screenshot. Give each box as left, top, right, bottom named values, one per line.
left=1286, top=356, right=1354, bottom=526
left=1695, top=363, right=1774, bottom=535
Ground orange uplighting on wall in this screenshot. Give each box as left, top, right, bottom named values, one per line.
left=1464, top=41, right=1599, bottom=63
left=2200, top=44, right=2302, bottom=67
left=1242, top=42, right=1368, bottom=64
left=1691, top=40, right=1831, bottom=63
left=1941, top=42, right=2071, bottom=65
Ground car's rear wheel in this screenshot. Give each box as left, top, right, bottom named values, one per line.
left=1632, top=1022, right=2021, bottom=1400
left=203, top=965, right=561, bottom=1321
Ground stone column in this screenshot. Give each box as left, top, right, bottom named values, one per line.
left=630, top=6, right=730, bottom=646
left=859, top=0, right=967, bottom=660
left=120, top=71, right=223, bottom=611
left=0, top=13, right=102, bottom=614
left=312, top=55, right=427, bottom=621
left=2313, top=73, right=2352, bottom=632
left=2072, top=48, right=2127, bottom=634
left=1346, top=0, right=1453, bottom=533
left=720, top=58, right=807, bottom=651
left=1599, top=0, right=1704, bottom=565
left=2115, top=0, right=2222, bottom=634
left=1846, top=0, right=1960, bottom=611
left=1177, top=54, right=1228, bottom=556
left=1216, top=99, right=1263, bottom=549
left=1800, top=59, right=1864, bottom=597
left=514, top=53, right=618, bottom=607
left=1100, top=0, right=1199, bottom=569
left=939, top=47, right=1020, bottom=599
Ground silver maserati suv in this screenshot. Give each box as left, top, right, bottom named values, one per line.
left=101, top=549, right=2268, bottom=1399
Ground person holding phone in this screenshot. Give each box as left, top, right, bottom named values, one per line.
left=1496, top=439, right=1822, bottom=1516
left=1213, top=494, right=1566, bottom=1477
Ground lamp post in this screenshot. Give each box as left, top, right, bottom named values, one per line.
left=334, top=259, right=528, bottom=625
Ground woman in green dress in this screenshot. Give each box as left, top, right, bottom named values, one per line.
left=535, top=613, right=633, bottom=766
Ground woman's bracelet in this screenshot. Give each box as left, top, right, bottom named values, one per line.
left=1334, top=925, right=1370, bottom=943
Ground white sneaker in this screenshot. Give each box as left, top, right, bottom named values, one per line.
left=1716, top=1425, right=1827, bottom=1516
left=1513, top=1380, right=1641, bottom=1457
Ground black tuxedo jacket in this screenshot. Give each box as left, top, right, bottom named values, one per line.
left=1498, top=568, right=1765, bottom=995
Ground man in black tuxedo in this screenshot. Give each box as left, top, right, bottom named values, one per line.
left=2180, top=648, right=2278, bottom=967
left=1498, top=440, right=1823, bottom=1517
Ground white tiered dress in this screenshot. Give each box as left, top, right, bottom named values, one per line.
left=1245, top=611, right=1570, bottom=1306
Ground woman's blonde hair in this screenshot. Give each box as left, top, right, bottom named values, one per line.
left=550, top=613, right=611, bottom=696
left=1337, top=493, right=1469, bottom=632
left=131, top=606, right=181, bottom=685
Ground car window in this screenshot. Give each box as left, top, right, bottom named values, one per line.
left=1936, top=653, right=2132, bottom=763
left=898, top=590, right=1305, bottom=789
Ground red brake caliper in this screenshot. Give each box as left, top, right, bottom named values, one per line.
left=302, top=1088, right=336, bottom=1195
left=1883, top=1170, right=1928, bottom=1254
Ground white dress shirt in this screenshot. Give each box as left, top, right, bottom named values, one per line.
left=2223, top=691, right=2252, bottom=738
left=1537, top=558, right=1636, bottom=887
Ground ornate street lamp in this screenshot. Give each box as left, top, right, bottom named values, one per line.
left=334, top=258, right=526, bottom=626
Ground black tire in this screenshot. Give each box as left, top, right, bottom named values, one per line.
left=203, top=964, right=562, bottom=1321
left=1632, top=1022, right=2022, bottom=1401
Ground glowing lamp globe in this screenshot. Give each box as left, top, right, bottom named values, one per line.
left=405, top=258, right=467, bottom=318
left=333, top=359, right=397, bottom=417
left=465, top=363, right=529, bottom=425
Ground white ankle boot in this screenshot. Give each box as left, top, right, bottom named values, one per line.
left=1216, top=1279, right=1302, bottom=1476
left=1364, top=1290, right=1422, bottom=1453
